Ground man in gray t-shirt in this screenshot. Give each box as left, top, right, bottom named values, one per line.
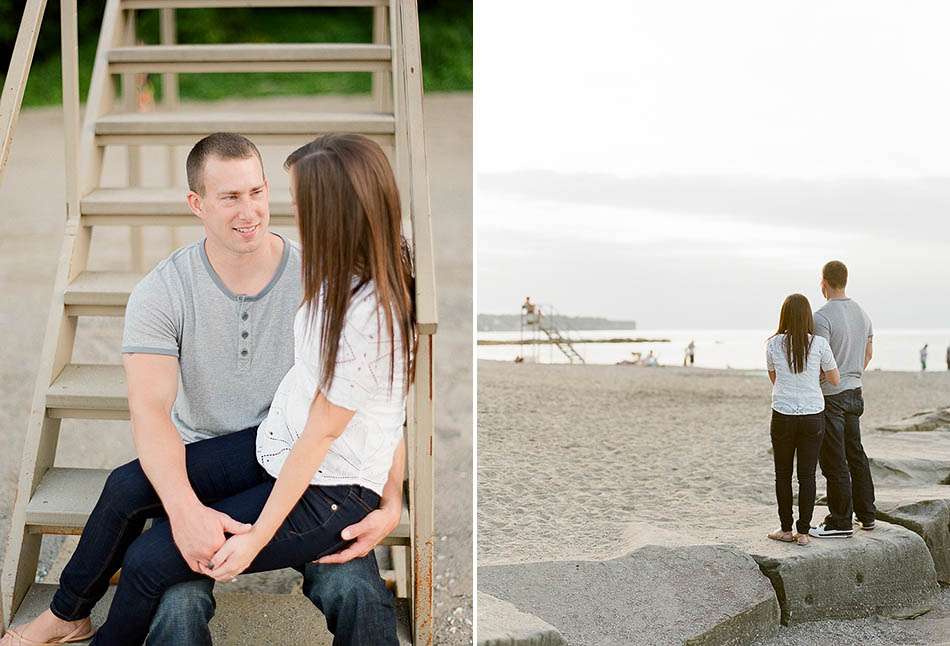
left=123, top=233, right=301, bottom=444
left=809, top=260, right=876, bottom=539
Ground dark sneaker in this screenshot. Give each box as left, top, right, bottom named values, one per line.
left=858, top=519, right=875, bottom=531
left=808, top=524, right=854, bottom=539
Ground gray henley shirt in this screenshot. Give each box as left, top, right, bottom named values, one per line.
left=122, top=233, right=302, bottom=443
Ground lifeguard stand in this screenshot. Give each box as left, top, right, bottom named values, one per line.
left=518, top=297, right=584, bottom=364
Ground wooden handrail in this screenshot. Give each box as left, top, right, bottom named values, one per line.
left=0, top=0, right=51, bottom=188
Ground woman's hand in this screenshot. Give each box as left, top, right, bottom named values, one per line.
left=317, top=505, right=401, bottom=564
left=202, top=530, right=269, bottom=582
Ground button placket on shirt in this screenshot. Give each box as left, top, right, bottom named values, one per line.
left=238, top=296, right=251, bottom=370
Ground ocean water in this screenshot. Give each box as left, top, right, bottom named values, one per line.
left=477, top=328, right=950, bottom=372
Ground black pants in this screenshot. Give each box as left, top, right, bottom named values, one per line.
left=770, top=410, right=823, bottom=534
left=819, top=387, right=876, bottom=529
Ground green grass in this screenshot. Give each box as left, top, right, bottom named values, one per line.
left=10, top=5, right=471, bottom=107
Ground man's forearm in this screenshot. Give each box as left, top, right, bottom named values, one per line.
left=130, top=410, right=199, bottom=516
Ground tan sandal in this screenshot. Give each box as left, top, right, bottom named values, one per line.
left=767, top=529, right=795, bottom=542
left=795, top=533, right=811, bottom=546
left=3, top=618, right=95, bottom=645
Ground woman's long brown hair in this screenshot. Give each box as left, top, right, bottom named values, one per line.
left=772, top=293, right=814, bottom=374
left=286, top=134, right=416, bottom=393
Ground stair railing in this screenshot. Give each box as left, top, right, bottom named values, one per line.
left=1, top=0, right=83, bottom=630
left=0, top=0, right=51, bottom=191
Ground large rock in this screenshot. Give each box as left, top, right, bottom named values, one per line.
left=862, top=431, right=950, bottom=485
left=877, top=408, right=950, bottom=433
left=477, top=593, right=566, bottom=646
left=749, top=521, right=938, bottom=625
left=479, top=544, right=780, bottom=646
left=874, top=490, right=950, bottom=585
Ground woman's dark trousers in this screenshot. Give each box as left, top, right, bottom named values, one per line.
left=771, top=410, right=823, bottom=534
left=48, top=428, right=375, bottom=645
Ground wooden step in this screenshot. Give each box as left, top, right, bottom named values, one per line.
left=25, top=466, right=411, bottom=545
left=81, top=188, right=293, bottom=226
left=124, top=0, right=388, bottom=8
left=13, top=584, right=411, bottom=644
left=95, top=111, right=395, bottom=145
left=65, top=271, right=139, bottom=317
left=47, top=365, right=129, bottom=420
left=109, top=43, right=391, bottom=73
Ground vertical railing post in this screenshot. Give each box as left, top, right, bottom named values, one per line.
left=160, top=7, right=182, bottom=251
left=61, top=0, right=80, bottom=224
left=123, top=9, right=145, bottom=271
left=373, top=5, right=392, bottom=113
left=391, top=1, right=437, bottom=643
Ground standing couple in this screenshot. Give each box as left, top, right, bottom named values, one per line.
left=766, top=261, right=876, bottom=546
left=2, top=132, right=412, bottom=645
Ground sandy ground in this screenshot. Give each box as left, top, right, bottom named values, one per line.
left=0, top=93, right=471, bottom=643
left=478, top=361, right=950, bottom=644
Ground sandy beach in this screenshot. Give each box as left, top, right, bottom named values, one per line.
left=0, top=94, right=471, bottom=642
left=478, top=360, right=950, bottom=644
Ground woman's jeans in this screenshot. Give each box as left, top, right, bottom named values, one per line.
left=770, top=410, right=823, bottom=534
left=48, top=427, right=377, bottom=646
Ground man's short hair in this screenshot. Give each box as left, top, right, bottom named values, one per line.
left=823, top=260, right=848, bottom=289
left=186, top=132, right=264, bottom=195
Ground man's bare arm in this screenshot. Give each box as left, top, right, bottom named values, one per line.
left=125, top=354, right=192, bottom=510
left=124, top=353, right=250, bottom=571
left=865, top=337, right=873, bottom=370
left=317, top=435, right=406, bottom=565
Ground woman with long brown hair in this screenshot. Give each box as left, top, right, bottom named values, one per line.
left=766, top=294, right=839, bottom=546
left=1, top=134, right=415, bottom=646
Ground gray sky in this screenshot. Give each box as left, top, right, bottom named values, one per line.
left=476, top=1, right=950, bottom=328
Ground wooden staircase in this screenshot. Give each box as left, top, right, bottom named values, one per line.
left=1, top=0, right=436, bottom=643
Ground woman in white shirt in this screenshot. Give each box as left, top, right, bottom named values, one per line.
left=766, top=294, right=839, bottom=546
left=3, top=134, right=416, bottom=646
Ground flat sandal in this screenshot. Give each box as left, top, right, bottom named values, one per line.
left=3, top=618, right=95, bottom=645
left=767, top=529, right=795, bottom=542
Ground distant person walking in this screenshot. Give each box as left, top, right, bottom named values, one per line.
left=920, top=344, right=928, bottom=371
left=810, top=261, right=876, bottom=539
left=766, top=294, right=839, bottom=547
left=687, top=339, right=696, bottom=366
left=946, top=344, right=950, bottom=371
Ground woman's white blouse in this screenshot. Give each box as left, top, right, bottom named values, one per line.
left=256, top=284, right=406, bottom=495
left=767, top=334, right=837, bottom=415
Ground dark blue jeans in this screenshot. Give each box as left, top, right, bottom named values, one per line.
left=819, top=387, right=876, bottom=529
left=48, top=428, right=382, bottom=645
left=145, top=556, right=399, bottom=646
